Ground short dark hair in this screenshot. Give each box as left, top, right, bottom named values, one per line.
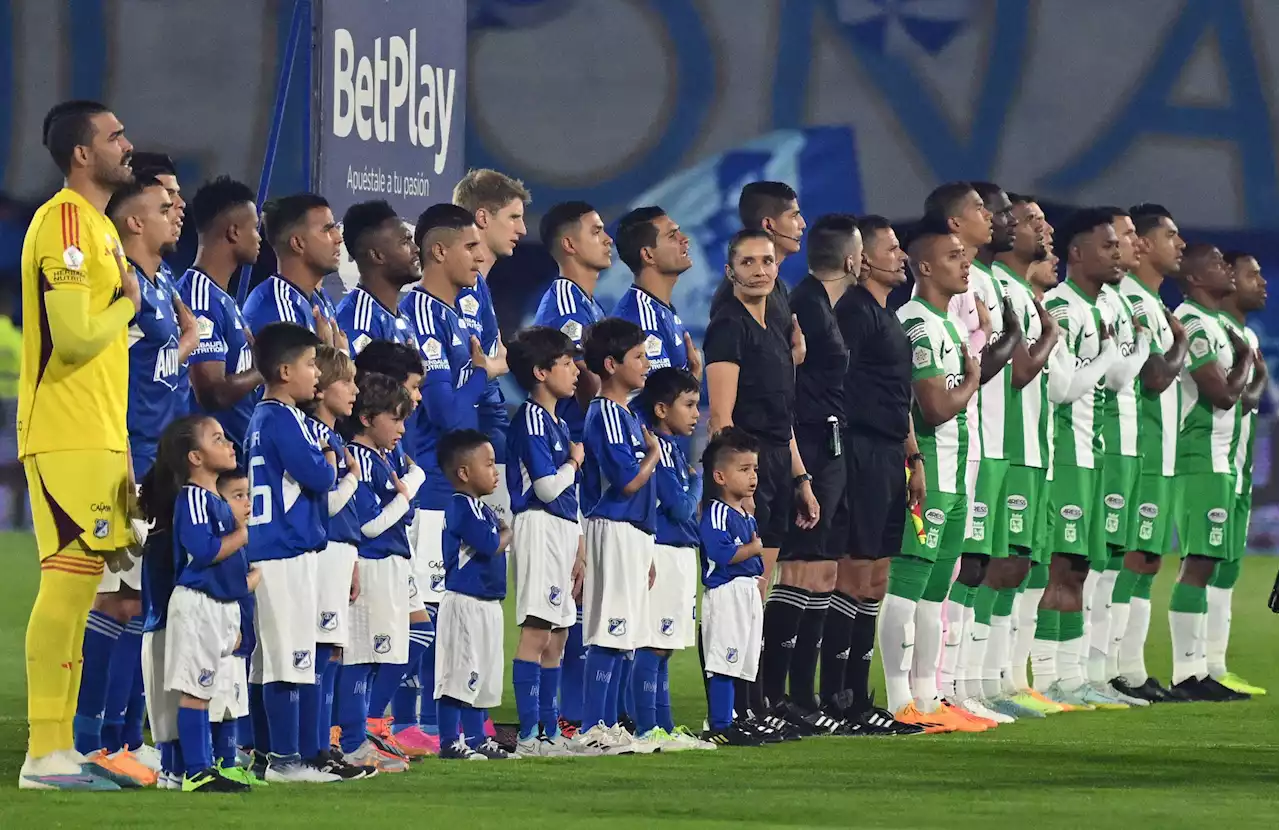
left=436, top=429, right=492, bottom=478
left=1098, top=205, right=1130, bottom=221
left=350, top=372, right=414, bottom=432
left=1129, top=203, right=1174, bottom=237
left=262, top=193, right=330, bottom=252
left=413, top=202, right=476, bottom=251
left=903, top=212, right=956, bottom=257
left=1223, top=250, right=1254, bottom=268
left=42, top=100, right=110, bottom=174
left=105, top=176, right=163, bottom=224
left=923, top=181, right=977, bottom=219
left=727, top=228, right=773, bottom=262
left=354, top=340, right=423, bottom=383
left=130, top=151, right=176, bottom=180
left=807, top=213, right=860, bottom=272
left=342, top=199, right=400, bottom=261
left=1007, top=192, right=1036, bottom=206
left=615, top=206, right=666, bottom=273
left=637, top=367, right=700, bottom=423
left=856, top=214, right=893, bottom=243
left=253, top=322, right=322, bottom=385
left=507, top=326, right=578, bottom=392
left=189, top=176, right=256, bottom=235
left=582, top=317, right=645, bottom=377
left=540, top=200, right=598, bottom=257
left=970, top=181, right=1005, bottom=204
left=217, top=467, right=248, bottom=489
left=738, top=181, right=797, bottom=229
left=1059, top=207, right=1118, bottom=250
left=701, top=426, right=760, bottom=472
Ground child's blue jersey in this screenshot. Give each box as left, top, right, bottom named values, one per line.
left=531, top=277, right=605, bottom=441
left=399, top=286, right=488, bottom=509
left=507, top=400, right=578, bottom=523
left=581, top=397, right=656, bottom=533
left=349, top=442, right=414, bottom=559
left=612, top=284, right=690, bottom=373
left=127, top=262, right=187, bottom=476
left=141, top=529, right=176, bottom=633
left=179, top=267, right=257, bottom=449
left=314, top=420, right=360, bottom=545
left=243, top=274, right=323, bottom=335
left=443, top=492, right=506, bottom=600
left=173, top=484, right=250, bottom=601
left=457, top=278, right=509, bottom=463
left=244, top=400, right=336, bottom=561
left=655, top=432, right=701, bottom=548
left=699, top=499, right=762, bottom=589
left=335, top=285, right=417, bottom=356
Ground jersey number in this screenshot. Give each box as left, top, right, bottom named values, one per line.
left=249, top=457, right=272, bottom=527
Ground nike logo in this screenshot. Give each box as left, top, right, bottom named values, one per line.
left=1082, top=330, right=1096, bottom=339
left=900, top=642, right=913, bottom=650
left=1183, top=651, right=1195, bottom=658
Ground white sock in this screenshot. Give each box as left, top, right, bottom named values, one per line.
left=1194, top=607, right=1210, bottom=679
left=985, top=613, right=1011, bottom=698
left=1058, top=636, right=1085, bottom=686
left=939, top=598, right=967, bottom=700
left=1106, top=601, right=1131, bottom=682
left=912, top=599, right=944, bottom=708
left=1086, top=570, right=1116, bottom=684
left=1169, top=610, right=1202, bottom=685
left=1031, top=627, right=1058, bottom=693
left=967, top=619, right=991, bottom=700
left=1082, top=569, right=1100, bottom=642
left=1118, top=596, right=1151, bottom=685
left=1013, top=587, right=1043, bottom=691
left=956, top=604, right=979, bottom=699
left=1205, top=585, right=1232, bottom=678
left=879, top=594, right=918, bottom=713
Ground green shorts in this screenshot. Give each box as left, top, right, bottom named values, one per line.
left=903, top=491, right=968, bottom=564
left=1230, top=488, right=1252, bottom=562
left=1175, top=472, right=1234, bottom=560
left=1005, top=464, right=1047, bottom=560
left=1129, top=473, right=1177, bottom=555
left=1047, top=465, right=1100, bottom=564
left=1100, top=454, right=1140, bottom=551
left=966, top=458, right=1010, bottom=557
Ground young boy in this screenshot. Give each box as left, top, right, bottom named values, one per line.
left=505, top=327, right=598, bottom=757
left=574, top=318, right=662, bottom=755
left=699, top=427, right=768, bottom=747
left=433, top=429, right=517, bottom=760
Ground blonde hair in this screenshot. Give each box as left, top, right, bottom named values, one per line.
left=315, top=344, right=356, bottom=391
left=452, top=168, right=531, bottom=215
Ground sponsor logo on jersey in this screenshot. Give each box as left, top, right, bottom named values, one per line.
left=1060, top=504, right=1083, bottom=520
left=1007, top=495, right=1028, bottom=511
left=644, top=334, right=663, bottom=357
left=423, top=337, right=444, bottom=360
left=972, top=502, right=989, bottom=518
left=1139, top=503, right=1159, bottom=518
left=1104, top=493, right=1126, bottom=510
left=725, top=647, right=739, bottom=663
left=1207, top=508, right=1228, bottom=523
left=352, top=333, right=372, bottom=354
left=924, top=508, right=946, bottom=524
left=608, top=617, right=627, bottom=636
left=459, top=295, right=480, bottom=317
left=560, top=320, right=582, bottom=340
left=198, top=668, right=215, bottom=687
left=373, top=634, right=391, bottom=654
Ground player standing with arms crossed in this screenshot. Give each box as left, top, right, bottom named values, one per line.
left=335, top=200, right=421, bottom=354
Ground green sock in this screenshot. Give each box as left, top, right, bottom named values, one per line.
left=1035, top=608, right=1060, bottom=640
left=1106, top=553, right=1123, bottom=571
left=1208, top=559, right=1241, bottom=590
left=1059, top=610, right=1084, bottom=642
left=1132, top=572, right=1155, bottom=600
left=1112, top=567, right=1139, bottom=604
left=887, top=556, right=934, bottom=602
left=993, top=586, right=1018, bottom=617
left=1169, top=581, right=1206, bottom=613
left=922, top=554, right=959, bottom=603
left=1027, top=562, right=1050, bottom=590
left=974, top=585, right=997, bottom=626
left=948, top=580, right=975, bottom=605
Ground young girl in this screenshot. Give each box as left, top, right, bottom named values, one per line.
left=139, top=414, right=258, bottom=793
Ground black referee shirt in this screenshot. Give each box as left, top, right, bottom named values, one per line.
left=703, top=295, right=795, bottom=448
left=710, top=276, right=792, bottom=330
left=790, top=275, right=849, bottom=427
left=834, top=284, right=911, bottom=443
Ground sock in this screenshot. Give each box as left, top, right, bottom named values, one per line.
left=845, top=599, right=879, bottom=707
left=123, top=666, right=146, bottom=750
left=984, top=587, right=1014, bottom=699
left=879, top=593, right=917, bottom=713
left=26, top=560, right=100, bottom=758
left=1206, top=585, right=1233, bottom=678
left=436, top=696, right=462, bottom=746
left=789, top=591, right=829, bottom=710
left=160, top=739, right=178, bottom=776
left=760, top=584, right=809, bottom=706
left=238, top=714, right=253, bottom=750
left=911, top=599, right=944, bottom=706
left=708, top=674, right=735, bottom=730
left=965, top=585, right=994, bottom=700
left=249, top=682, right=270, bottom=754
left=1057, top=610, right=1085, bottom=686
left=733, top=678, right=751, bottom=718
left=73, top=610, right=123, bottom=754
left=1031, top=608, right=1059, bottom=692
left=417, top=638, right=438, bottom=733
left=317, top=652, right=339, bottom=753
left=632, top=649, right=661, bottom=735
left=819, top=592, right=857, bottom=703
left=297, top=644, right=332, bottom=759
left=461, top=706, right=485, bottom=749
left=212, top=718, right=239, bottom=766
left=940, top=583, right=972, bottom=700
left=1119, top=596, right=1152, bottom=685
left=1086, top=568, right=1117, bottom=684
left=1012, top=586, right=1043, bottom=691
left=512, top=658, right=541, bottom=739
left=336, top=664, right=371, bottom=755
left=748, top=674, right=767, bottom=716
left=582, top=646, right=619, bottom=729
left=100, top=616, right=144, bottom=752
left=539, top=665, right=561, bottom=735
left=1169, top=581, right=1206, bottom=684
left=559, top=615, right=586, bottom=722
left=615, top=652, right=633, bottom=722
left=263, top=682, right=301, bottom=758
left=369, top=661, right=408, bottom=721
left=1108, top=567, right=1139, bottom=681
left=176, top=706, right=212, bottom=777
left=655, top=656, right=674, bottom=732
left=393, top=620, right=432, bottom=731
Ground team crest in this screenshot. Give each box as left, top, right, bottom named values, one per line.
left=319, top=611, right=338, bottom=631
left=725, top=647, right=739, bottom=664
left=608, top=617, right=627, bottom=636
left=292, top=650, right=313, bottom=670
left=234, top=682, right=242, bottom=702
left=94, top=519, right=110, bottom=539
left=409, top=575, right=419, bottom=598
left=467, top=671, right=479, bottom=691
left=198, top=668, right=215, bottom=688
left=373, top=634, right=391, bottom=654
left=660, top=618, right=675, bottom=636
left=430, top=574, right=445, bottom=592
left=459, top=295, right=480, bottom=317
left=548, top=585, right=563, bottom=607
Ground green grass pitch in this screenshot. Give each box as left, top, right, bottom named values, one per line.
left=0, top=532, right=1275, bottom=828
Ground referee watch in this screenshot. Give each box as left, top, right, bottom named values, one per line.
left=907, top=453, right=925, bottom=467
left=793, top=472, right=813, bottom=488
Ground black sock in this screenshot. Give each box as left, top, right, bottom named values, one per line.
left=788, top=591, right=830, bottom=711
left=749, top=675, right=767, bottom=717
left=734, top=679, right=752, bottom=719
left=819, top=592, right=858, bottom=704
left=761, top=585, right=810, bottom=707
left=845, top=599, right=880, bottom=709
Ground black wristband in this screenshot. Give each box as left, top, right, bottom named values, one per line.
left=907, top=453, right=925, bottom=466
left=793, top=473, right=813, bottom=487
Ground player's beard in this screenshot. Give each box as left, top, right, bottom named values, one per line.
left=94, top=152, right=134, bottom=190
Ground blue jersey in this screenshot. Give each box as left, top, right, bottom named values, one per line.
left=442, top=492, right=506, bottom=600
left=179, top=268, right=257, bottom=449
left=507, top=400, right=578, bottom=523
left=335, top=285, right=417, bottom=356
left=127, top=262, right=187, bottom=476
left=532, top=277, right=605, bottom=441
left=400, top=286, right=488, bottom=509
left=173, top=484, right=250, bottom=601
left=581, top=397, right=656, bottom=533
left=457, top=278, right=509, bottom=462
left=612, top=284, right=690, bottom=373
left=243, top=274, right=323, bottom=336
left=699, top=499, right=762, bottom=589
left=655, top=432, right=701, bottom=548
left=244, top=400, right=336, bottom=561
left=349, top=442, right=414, bottom=559
left=141, top=529, right=177, bottom=633
left=315, top=421, right=360, bottom=545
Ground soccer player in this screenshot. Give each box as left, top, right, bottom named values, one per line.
left=878, top=216, right=982, bottom=733
left=709, top=181, right=808, bottom=327
left=180, top=176, right=264, bottom=450
left=335, top=200, right=420, bottom=354
left=434, top=429, right=518, bottom=760
left=18, top=100, right=143, bottom=791
left=1109, top=203, right=1188, bottom=702
left=130, top=152, right=185, bottom=273
left=1165, top=244, right=1253, bottom=702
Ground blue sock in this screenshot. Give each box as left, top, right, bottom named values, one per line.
left=437, top=696, right=462, bottom=746
left=101, top=616, right=144, bottom=752
left=656, top=656, right=674, bottom=732
left=392, top=619, right=431, bottom=731
left=417, top=651, right=438, bottom=734
left=73, top=610, right=122, bottom=753
left=617, top=652, right=634, bottom=722
left=632, top=649, right=661, bottom=735
left=369, top=661, right=407, bottom=721
left=249, top=682, right=269, bottom=754
left=539, top=665, right=562, bottom=736
left=336, top=664, right=371, bottom=755
left=461, top=706, right=485, bottom=749
left=212, top=719, right=239, bottom=766
left=512, top=658, right=541, bottom=739
left=708, top=675, right=735, bottom=730
left=297, top=644, right=332, bottom=759
left=159, top=740, right=177, bottom=776
left=606, top=652, right=625, bottom=725
left=176, top=706, right=212, bottom=777
left=582, top=646, right=618, bottom=728
left=123, top=665, right=146, bottom=750
left=262, top=681, right=300, bottom=758
left=559, top=617, right=586, bottom=722
left=318, top=652, right=339, bottom=752
left=237, top=715, right=253, bottom=750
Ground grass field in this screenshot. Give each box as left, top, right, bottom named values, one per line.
left=0, top=532, right=1275, bottom=828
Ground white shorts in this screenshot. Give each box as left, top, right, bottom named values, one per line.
left=481, top=464, right=511, bottom=528
left=208, top=654, right=249, bottom=723
left=344, top=556, right=411, bottom=665
left=316, top=541, right=357, bottom=645
left=702, top=576, right=764, bottom=681
left=141, top=628, right=179, bottom=743
left=512, top=510, right=579, bottom=629
left=581, top=518, right=654, bottom=652
left=433, top=591, right=504, bottom=708
left=648, top=544, right=698, bottom=649
left=410, top=509, right=447, bottom=610
left=164, top=586, right=242, bottom=699
left=250, top=552, right=319, bottom=685
left=97, top=555, right=142, bottom=593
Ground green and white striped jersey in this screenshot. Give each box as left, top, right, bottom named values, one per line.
left=1174, top=301, right=1239, bottom=476
left=971, top=261, right=1010, bottom=460
left=1044, top=279, right=1115, bottom=470
left=1121, top=275, right=1180, bottom=476
left=1219, top=315, right=1259, bottom=494
left=994, top=262, right=1050, bottom=469
left=1097, top=284, right=1147, bottom=457
left=899, top=297, right=971, bottom=494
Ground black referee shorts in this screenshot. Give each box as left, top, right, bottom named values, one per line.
left=844, top=432, right=906, bottom=560
left=780, top=423, right=848, bottom=562
left=753, top=442, right=794, bottom=550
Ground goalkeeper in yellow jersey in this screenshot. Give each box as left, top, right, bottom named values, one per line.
left=17, top=100, right=143, bottom=791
